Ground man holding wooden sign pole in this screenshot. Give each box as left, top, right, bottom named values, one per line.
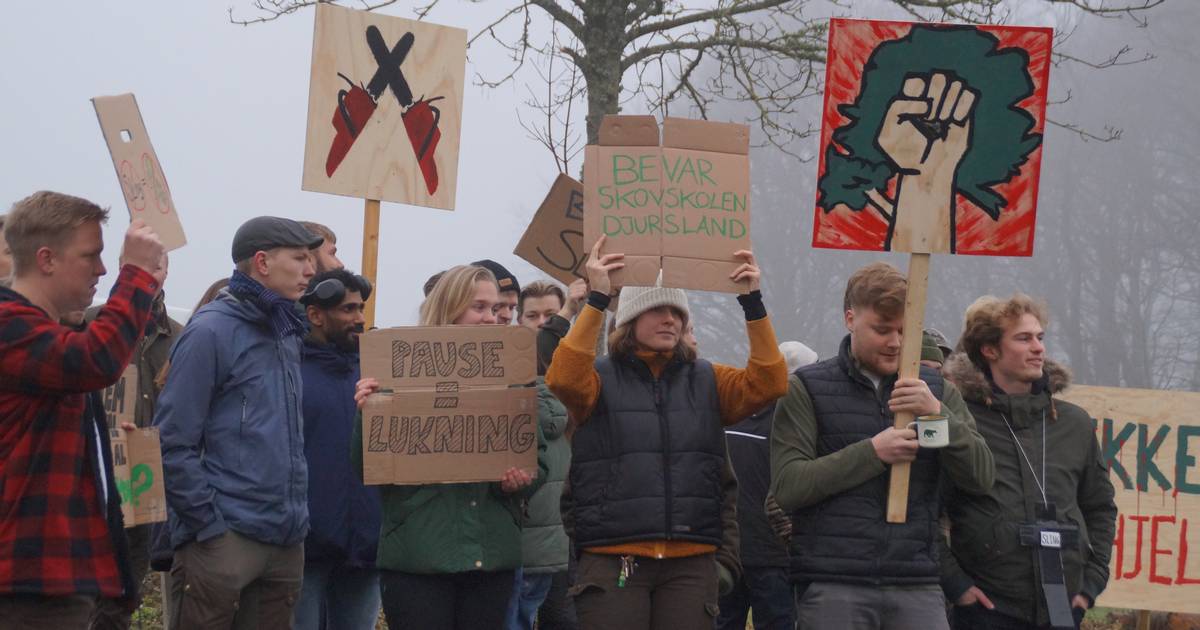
left=770, top=263, right=993, bottom=629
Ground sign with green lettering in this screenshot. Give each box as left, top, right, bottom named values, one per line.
left=1058, top=385, right=1200, bottom=614
left=108, top=427, right=167, bottom=527
left=584, top=116, right=751, bottom=293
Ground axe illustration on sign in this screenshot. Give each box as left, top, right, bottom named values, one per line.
left=325, top=25, right=444, bottom=195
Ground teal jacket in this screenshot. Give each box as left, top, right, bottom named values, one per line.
left=520, top=380, right=571, bottom=573
left=351, top=402, right=549, bottom=574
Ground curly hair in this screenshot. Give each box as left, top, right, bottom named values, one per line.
left=959, top=293, right=1048, bottom=370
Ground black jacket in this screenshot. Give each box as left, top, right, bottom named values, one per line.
left=726, top=404, right=789, bottom=568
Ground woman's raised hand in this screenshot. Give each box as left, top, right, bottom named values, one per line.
left=354, top=377, right=381, bottom=409
left=586, top=235, right=625, bottom=297
left=730, top=249, right=761, bottom=293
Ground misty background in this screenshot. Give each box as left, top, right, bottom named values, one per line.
left=1, top=1, right=1195, bottom=391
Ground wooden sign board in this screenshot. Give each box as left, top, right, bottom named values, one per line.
left=359, top=325, right=537, bottom=485
left=1058, top=386, right=1200, bottom=614
left=583, top=115, right=751, bottom=293
left=303, top=3, right=467, bottom=209
left=92, top=94, right=187, bottom=251
left=101, top=364, right=137, bottom=430
left=514, top=174, right=587, bottom=285
left=812, top=19, right=1052, bottom=255
left=108, top=427, right=167, bottom=527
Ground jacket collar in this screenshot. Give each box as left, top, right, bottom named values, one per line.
left=943, top=353, right=1072, bottom=424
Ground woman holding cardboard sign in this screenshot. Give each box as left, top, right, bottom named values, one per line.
left=546, top=236, right=788, bottom=629
left=352, top=264, right=548, bottom=630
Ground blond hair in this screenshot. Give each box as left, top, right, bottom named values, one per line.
left=5, top=191, right=109, bottom=276
left=419, top=265, right=498, bottom=326
left=960, top=293, right=1049, bottom=370
left=298, top=221, right=336, bottom=244
left=843, top=262, right=907, bottom=320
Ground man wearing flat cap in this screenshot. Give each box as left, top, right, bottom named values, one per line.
left=155, top=216, right=321, bottom=628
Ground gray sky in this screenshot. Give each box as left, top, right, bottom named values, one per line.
left=0, top=1, right=558, bottom=326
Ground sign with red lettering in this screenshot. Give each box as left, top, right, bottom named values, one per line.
left=1059, top=386, right=1200, bottom=614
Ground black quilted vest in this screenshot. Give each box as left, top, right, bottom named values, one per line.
left=790, top=335, right=944, bottom=585
left=570, top=355, right=725, bottom=548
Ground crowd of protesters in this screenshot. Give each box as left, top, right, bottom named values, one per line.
left=0, top=190, right=1117, bottom=630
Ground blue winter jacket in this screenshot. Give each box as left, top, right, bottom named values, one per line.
left=155, top=289, right=309, bottom=549
left=300, top=339, right=381, bottom=568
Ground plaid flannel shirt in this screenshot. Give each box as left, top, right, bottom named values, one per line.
left=0, top=265, right=158, bottom=597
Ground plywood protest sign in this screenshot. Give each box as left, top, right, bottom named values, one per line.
left=583, top=115, right=751, bottom=293
left=303, top=2, right=466, bottom=210
left=109, top=427, right=167, bottom=527
left=1057, top=386, right=1200, bottom=614
left=92, top=94, right=187, bottom=251
left=810, top=18, right=1053, bottom=522
left=813, top=19, right=1051, bottom=256
left=359, top=325, right=537, bottom=485
left=514, top=174, right=587, bottom=285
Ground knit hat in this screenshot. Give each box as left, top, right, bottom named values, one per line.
left=924, top=327, right=953, bottom=358
left=779, top=341, right=819, bottom=373
left=615, top=285, right=690, bottom=328
left=921, top=331, right=945, bottom=364
left=471, top=259, right=520, bottom=294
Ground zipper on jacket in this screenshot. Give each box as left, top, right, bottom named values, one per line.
left=654, top=378, right=673, bottom=541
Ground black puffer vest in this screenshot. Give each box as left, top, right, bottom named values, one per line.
left=570, top=355, right=725, bottom=548
left=790, top=335, right=944, bottom=585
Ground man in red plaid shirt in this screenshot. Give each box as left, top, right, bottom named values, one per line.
left=0, top=191, right=165, bottom=628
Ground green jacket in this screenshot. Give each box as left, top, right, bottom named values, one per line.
left=521, top=379, right=571, bottom=573
left=351, top=401, right=549, bottom=575
left=940, top=355, right=1117, bottom=626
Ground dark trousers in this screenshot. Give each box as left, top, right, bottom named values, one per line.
left=716, top=566, right=794, bottom=630
left=952, top=604, right=1085, bottom=630
left=89, top=524, right=151, bottom=630
left=537, top=567, right=578, bottom=630
left=0, top=594, right=95, bottom=629
left=571, top=552, right=718, bottom=630
left=170, top=530, right=304, bottom=630
left=796, top=582, right=949, bottom=630
left=379, top=569, right=515, bottom=630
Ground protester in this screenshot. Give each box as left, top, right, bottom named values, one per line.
left=921, top=330, right=946, bottom=370
left=770, top=262, right=994, bottom=630
left=85, top=253, right=181, bottom=630
left=926, top=327, right=954, bottom=362
left=545, top=236, right=787, bottom=629
left=472, top=258, right=520, bottom=324
left=0, top=191, right=165, bottom=627
left=0, top=213, right=13, bottom=285
left=941, top=294, right=1116, bottom=629
left=518, top=280, right=577, bottom=331
left=717, top=341, right=819, bottom=630
left=155, top=216, right=321, bottom=628
left=352, top=264, right=548, bottom=630
left=294, top=269, right=382, bottom=630
left=299, top=221, right=344, bottom=274
left=147, top=276, right=232, bottom=625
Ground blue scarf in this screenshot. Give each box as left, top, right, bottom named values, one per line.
left=228, top=270, right=306, bottom=340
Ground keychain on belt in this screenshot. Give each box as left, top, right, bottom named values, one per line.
left=618, top=555, right=637, bottom=588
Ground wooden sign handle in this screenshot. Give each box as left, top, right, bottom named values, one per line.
left=362, top=199, right=381, bottom=329
left=1135, top=610, right=1150, bottom=630
left=886, top=252, right=931, bottom=523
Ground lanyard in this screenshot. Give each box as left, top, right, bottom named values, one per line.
left=1001, top=410, right=1048, bottom=506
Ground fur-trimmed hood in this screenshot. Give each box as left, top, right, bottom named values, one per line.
left=943, top=352, right=1072, bottom=406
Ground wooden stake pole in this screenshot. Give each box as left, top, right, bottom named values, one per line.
left=361, top=198, right=381, bottom=329
left=1136, top=610, right=1151, bottom=630
left=886, top=252, right=931, bottom=523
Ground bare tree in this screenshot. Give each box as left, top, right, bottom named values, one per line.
left=230, top=0, right=1162, bottom=163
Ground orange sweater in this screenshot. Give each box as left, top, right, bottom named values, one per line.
left=546, top=303, right=788, bottom=559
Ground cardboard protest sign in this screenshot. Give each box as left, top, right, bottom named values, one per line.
left=101, top=364, right=137, bottom=430
left=303, top=3, right=467, bottom=210
left=583, top=115, right=751, bottom=293
left=92, top=94, right=187, bottom=251
left=513, top=174, right=587, bottom=285
left=813, top=19, right=1052, bottom=255
left=1058, top=386, right=1200, bottom=614
left=359, top=325, right=537, bottom=485
left=108, top=427, right=167, bottom=527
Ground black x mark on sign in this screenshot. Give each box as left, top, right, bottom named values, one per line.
left=365, top=25, right=415, bottom=108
